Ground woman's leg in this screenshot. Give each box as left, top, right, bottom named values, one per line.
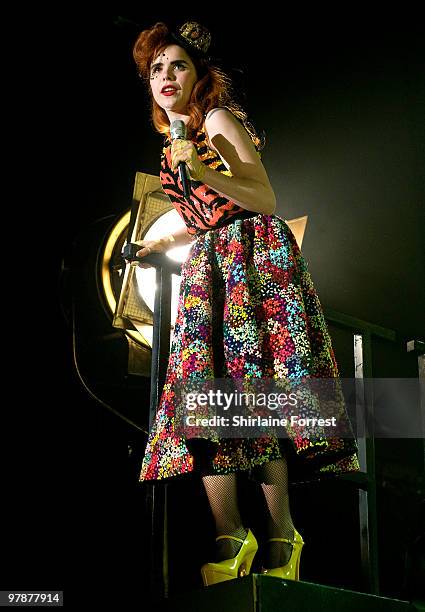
left=202, top=473, right=247, bottom=562
left=257, top=457, right=296, bottom=568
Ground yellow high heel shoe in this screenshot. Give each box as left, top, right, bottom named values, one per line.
left=261, top=528, right=304, bottom=580
left=201, top=528, right=258, bottom=586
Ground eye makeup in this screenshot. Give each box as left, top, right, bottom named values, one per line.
left=150, top=59, right=188, bottom=79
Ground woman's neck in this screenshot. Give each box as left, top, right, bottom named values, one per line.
left=166, top=110, right=190, bottom=125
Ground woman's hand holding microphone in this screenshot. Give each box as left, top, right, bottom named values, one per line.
left=127, top=139, right=204, bottom=269
left=171, top=139, right=206, bottom=182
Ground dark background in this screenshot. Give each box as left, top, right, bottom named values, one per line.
left=4, top=6, right=424, bottom=608
left=56, top=10, right=424, bottom=335
left=56, top=9, right=424, bottom=338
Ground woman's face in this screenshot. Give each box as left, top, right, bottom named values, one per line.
left=149, top=44, right=198, bottom=115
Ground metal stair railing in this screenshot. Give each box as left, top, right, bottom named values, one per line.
left=322, top=307, right=424, bottom=595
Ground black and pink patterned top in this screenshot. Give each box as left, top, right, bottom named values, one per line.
left=160, top=122, right=258, bottom=236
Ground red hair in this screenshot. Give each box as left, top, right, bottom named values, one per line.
left=132, top=22, right=263, bottom=149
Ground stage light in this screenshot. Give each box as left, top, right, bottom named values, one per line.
left=133, top=209, right=192, bottom=347
left=100, top=172, right=189, bottom=355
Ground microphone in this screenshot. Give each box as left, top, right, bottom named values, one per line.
left=170, top=119, right=191, bottom=202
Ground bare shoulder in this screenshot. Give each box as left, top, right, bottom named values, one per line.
left=205, top=108, right=261, bottom=167
left=205, top=107, right=229, bottom=123
left=204, top=108, right=270, bottom=186
left=203, top=107, right=276, bottom=211
left=204, top=108, right=235, bottom=153
left=204, top=107, right=259, bottom=161
left=204, top=108, right=248, bottom=144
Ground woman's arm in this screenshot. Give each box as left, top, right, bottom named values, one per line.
left=134, top=225, right=194, bottom=260
left=167, top=225, right=195, bottom=246
left=171, top=108, right=276, bottom=215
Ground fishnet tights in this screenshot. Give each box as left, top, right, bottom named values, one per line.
left=256, top=457, right=295, bottom=568
left=202, top=473, right=247, bottom=562
left=202, top=457, right=295, bottom=567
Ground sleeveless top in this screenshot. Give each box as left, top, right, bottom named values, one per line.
left=160, top=118, right=259, bottom=236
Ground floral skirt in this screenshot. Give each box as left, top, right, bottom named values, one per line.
left=139, top=214, right=360, bottom=484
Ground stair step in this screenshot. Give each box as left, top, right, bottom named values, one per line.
left=159, top=575, right=417, bottom=612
